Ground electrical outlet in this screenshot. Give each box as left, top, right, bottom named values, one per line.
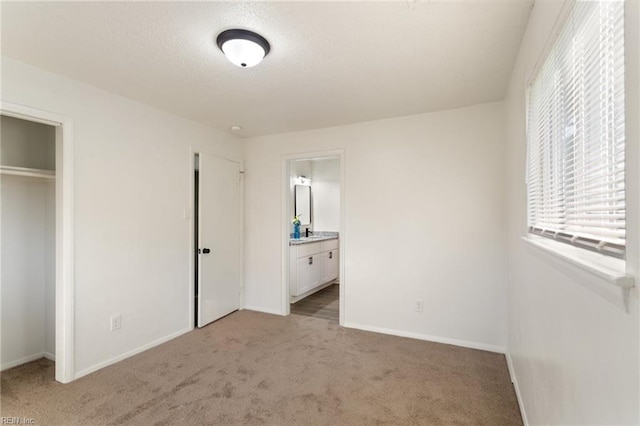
left=110, top=314, right=122, bottom=331
left=415, top=299, right=424, bottom=313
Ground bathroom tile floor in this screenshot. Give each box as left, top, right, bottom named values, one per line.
left=291, top=283, right=338, bottom=321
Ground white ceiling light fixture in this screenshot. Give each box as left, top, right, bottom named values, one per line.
left=216, top=29, right=270, bottom=68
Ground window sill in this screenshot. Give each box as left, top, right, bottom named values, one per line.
left=521, top=236, right=634, bottom=311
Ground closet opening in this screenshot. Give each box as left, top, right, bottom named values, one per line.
left=0, top=104, right=74, bottom=384
left=1, top=115, right=57, bottom=376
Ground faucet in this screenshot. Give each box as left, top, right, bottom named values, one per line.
left=306, top=228, right=311, bottom=238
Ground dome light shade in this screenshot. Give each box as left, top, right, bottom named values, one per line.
left=217, top=29, right=270, bottom=68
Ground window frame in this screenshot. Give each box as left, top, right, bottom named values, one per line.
left=525, top=0, right=627, bottom=260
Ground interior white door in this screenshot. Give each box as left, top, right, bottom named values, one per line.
left=197, top=153, right=241, bottom=328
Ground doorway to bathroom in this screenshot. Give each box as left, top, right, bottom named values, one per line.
left=283, top=151, right=344, bottom=324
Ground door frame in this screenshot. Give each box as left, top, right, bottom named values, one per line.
left=281, top=150, right=345, bottom=325
left=188, top=150, right=244, bottom=330
left=1, top=101, right=75, bottom=383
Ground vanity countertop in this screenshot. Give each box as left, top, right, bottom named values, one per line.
left=289, top=232, right=339, bottom=246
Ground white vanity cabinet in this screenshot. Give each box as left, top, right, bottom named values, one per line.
left=295, top=253, right=321, bottom=295
left=320, top=240, right=339, bottom=284
left=290, top=238, right=339, bottom=299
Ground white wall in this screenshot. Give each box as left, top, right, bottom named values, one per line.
left=291, top=160, right=311, bottom=181
left=504, top=2, right=640, bottom=424
left=1, top=56, right=241, bottom=377
left=1, top=176, right=55, bottom=369
left=311, top=158, right=340, bottom=232
left=288, top=158, right=340, bottom=233
left=243, top=102, right=507, bottom=351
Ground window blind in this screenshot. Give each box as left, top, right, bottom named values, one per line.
left=527, top=0, right=625, bottom=259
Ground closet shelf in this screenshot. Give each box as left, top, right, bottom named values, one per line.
left=1, top=165, right=55, bottom=179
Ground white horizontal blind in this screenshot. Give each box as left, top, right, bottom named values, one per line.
left=527, top=0, right=625, bottom=258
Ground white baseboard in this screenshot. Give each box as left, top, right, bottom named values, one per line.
left=1, top=352, right=49, bottom=371
left=74, top=327, right=191, bottom=380
left=343, top=321, right=506, bottom=354
left=43, top=351, right=56, bottom=361
left=242, top=305, right=284, bottom=316
left=506, top=352, right=529, bottom=426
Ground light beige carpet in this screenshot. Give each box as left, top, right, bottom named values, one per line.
left=1, top=311, right=522, bottom=425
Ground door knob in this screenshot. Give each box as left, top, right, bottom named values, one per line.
left=202, top=248, right=211, bottom=254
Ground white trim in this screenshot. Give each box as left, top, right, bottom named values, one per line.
left=343, top=321, right=506, bottom=354
left=0, top=101, right=75, bottom=384
left=338, top=152, right=346, bottom=327
left=238, top=159, right=245, bottom=311
left=1, top=353, right=48, bottom=371
left=43, top=351, right=56, bottom=362
left=57, top=120, right=75, bottom=384
left=522, top=236, right=631, bottom=286
left=74, top=327, right=191, bottom=380
left=282, top=159, right=291, bottom=317
left=506, top=353, right=529, bottom=426
left=242, top=306, right=284, bottom=316
left=0, top=104, right=63, bottom=127
left=522, top=236, right=634, bottom=311
left=281, top=150, right=345, bottom=325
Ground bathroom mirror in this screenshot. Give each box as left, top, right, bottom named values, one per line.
left=294, top=185, right=311, bottom=225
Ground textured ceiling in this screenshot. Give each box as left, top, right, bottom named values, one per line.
left=1, top=1, right=533, bottom=138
